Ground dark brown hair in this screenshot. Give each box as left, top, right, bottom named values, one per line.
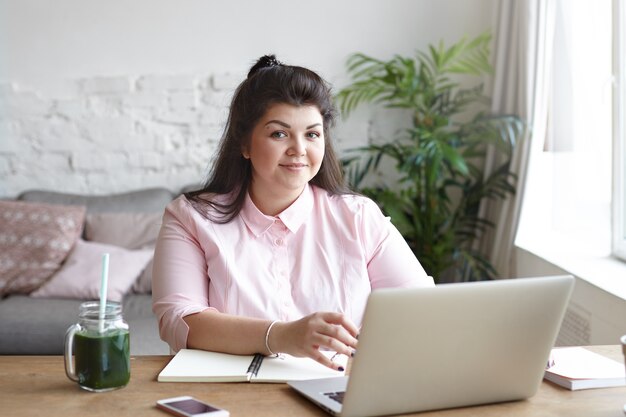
left=186, top=55, right=351, bottom=223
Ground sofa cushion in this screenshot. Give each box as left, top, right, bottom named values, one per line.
left=0, top=295, right=85, bottom=354
left=30, top=239, right=153, bottom=302
left=0, top=294, right=169, bottom=355
left=18, top=188, right=175, bottom=213
left=84, top=212, right=163, bottom=250
left=0, top=201, right=86, bottom=297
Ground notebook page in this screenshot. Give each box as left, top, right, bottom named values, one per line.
left=253, top=351, right=347, bottom=383
left=157, top=349, right=253, bottom=382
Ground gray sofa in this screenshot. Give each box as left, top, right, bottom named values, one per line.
left=0, top=187, right=178, bottom=355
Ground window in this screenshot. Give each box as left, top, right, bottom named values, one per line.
left=516, top=0, right=620, bottom=268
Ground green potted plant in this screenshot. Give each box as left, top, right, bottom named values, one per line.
left=336, top=33, right=526, bottom=283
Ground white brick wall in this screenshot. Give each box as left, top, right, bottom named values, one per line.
left=82, top=76, right=132, bottom=95
left=0, top=73, right=232, bottom=198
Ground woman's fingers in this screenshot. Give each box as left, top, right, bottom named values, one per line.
left=273, top=312, right=359, bottom=370
left=314, top=313, right=358, bottom=353
left=304, top=313, right=358, bottom=364
left=314, top=326, right=356, bottom=356
left=320, top=312, right=360, bottom=339
left=306, top=346, right=346, bottom=372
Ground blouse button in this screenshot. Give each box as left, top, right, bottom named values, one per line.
left=275, top=238, right=284, bottom=246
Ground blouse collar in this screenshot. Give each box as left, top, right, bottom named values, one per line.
left=240, top=184, right=314, bottom=236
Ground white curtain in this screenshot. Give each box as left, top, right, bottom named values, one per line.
left=478, top=0, right=557, bottom=278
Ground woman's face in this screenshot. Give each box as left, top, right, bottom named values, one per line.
left=243, top=103, right=325, bottom=213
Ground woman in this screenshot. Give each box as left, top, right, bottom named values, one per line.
left=152, top=55, right=434, bottom=371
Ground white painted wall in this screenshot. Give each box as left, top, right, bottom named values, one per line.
left=0, top=0, right=497, bottom=197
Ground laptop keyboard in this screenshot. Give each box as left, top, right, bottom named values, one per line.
left=324, top=391, right=345, bottom=404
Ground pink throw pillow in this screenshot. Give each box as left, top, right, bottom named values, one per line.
left=132, top=257, right=154, bottom=294
left=30, top=239, right=153, bottom=302
left=0, top=201, right=86, bottom=296
left=84, top=212, right=162, bottom=294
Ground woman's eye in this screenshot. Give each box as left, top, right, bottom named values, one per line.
left=307, top=132, right=321, bottom=139
left=271, top=131, right=287, bottom=139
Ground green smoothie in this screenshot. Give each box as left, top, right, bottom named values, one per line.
left=74, top=329, right=130, bottom=391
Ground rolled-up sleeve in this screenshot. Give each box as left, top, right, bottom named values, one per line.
left=151, top=198, right=216, bottom=352
left=359, top=199, right=435, bottom=289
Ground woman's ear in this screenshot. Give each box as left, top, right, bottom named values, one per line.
left=241, top=148, right=250, bottom=159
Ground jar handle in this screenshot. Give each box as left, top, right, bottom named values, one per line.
left=64, top=324, right=80, bottom=382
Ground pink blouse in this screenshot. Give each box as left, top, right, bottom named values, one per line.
left=152, top=184, right=434, bottom=352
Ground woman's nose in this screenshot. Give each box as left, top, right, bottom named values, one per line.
left=288, top=137, right=306, bottom=156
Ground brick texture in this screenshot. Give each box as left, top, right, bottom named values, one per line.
left=0, top=73, right=234, bottom=198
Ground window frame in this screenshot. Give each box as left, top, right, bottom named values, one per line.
left=612, top=0, right=626, bottom=260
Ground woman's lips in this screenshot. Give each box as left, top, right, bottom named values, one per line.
left=280, top=163, right=308, bottom=169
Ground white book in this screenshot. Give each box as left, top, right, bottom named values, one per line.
left=543, top=347, right=625, bottom=390
left=157, top=349, right=346, bottom=383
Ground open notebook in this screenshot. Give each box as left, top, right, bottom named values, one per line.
left=157, top=349, right=347, bottom=383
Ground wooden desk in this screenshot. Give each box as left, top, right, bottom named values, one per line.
left=1, top=346, right=625, bottom=417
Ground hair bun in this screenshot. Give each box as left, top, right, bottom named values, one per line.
left=248, top=54, right=283, bottom=78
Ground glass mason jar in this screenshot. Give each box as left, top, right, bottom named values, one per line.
left=64, top=301, right=131, bottom=392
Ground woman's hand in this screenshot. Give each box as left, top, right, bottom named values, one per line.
left=268, top=312, right=359, bottom=371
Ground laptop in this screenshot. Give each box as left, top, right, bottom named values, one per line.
left=288, top=275, right=574, bottom=417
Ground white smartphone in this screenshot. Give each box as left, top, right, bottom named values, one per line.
left=156, top=396, right=229, bottom=417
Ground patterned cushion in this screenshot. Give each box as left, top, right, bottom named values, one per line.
left=0, top=201, right=86, bottom=296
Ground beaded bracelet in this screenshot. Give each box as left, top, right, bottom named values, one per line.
left=264, top=320, right=279, bottom=356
